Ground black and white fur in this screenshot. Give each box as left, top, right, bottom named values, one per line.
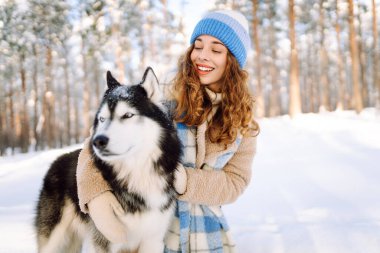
left=35, top=67, right=181, bottom=253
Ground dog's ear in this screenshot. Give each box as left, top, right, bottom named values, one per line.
left=107, top=71, right=121, bottom=89
left=140, top=67, right=162, bottom=103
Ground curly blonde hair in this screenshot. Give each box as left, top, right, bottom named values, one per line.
left=172, top=45, right=259, bottom=145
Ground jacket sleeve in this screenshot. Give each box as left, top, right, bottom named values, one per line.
left=177, top=136, right=257, bottom=206
left=76, top=137, right=111, bottom=213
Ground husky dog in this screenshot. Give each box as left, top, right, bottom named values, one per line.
left=35, top=67, right=181, bottom=253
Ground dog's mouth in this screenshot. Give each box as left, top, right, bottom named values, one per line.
left=99, top=151, right=119, bottom=157
left=93, top=147, right=119, bottom=157
left=94, top=146, right=134, bottom=158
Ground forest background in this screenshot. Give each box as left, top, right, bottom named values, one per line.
left=0, top=0, right=379, bottom=155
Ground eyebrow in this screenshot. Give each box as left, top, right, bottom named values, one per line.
left=195, top=38, right=225, bottom=46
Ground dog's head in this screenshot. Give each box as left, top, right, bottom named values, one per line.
left=91, top=67, right=167, bottom=163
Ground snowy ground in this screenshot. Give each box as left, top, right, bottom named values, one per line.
left=1, top=110, right=380, bottom=253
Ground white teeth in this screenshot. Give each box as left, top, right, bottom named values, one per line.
left=198, top=66, right=213, bottom=71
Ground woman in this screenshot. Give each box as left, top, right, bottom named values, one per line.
left=77, top=10, right=259, bottom=252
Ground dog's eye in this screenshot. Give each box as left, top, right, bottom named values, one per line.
left=121, top=112, right=134, bottom=119
left=99, top=116, right=106, bottom=122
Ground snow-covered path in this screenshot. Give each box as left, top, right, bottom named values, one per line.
left=1, top=110, right=380, bottom=253
left=224, top=110, right=380, bottom=253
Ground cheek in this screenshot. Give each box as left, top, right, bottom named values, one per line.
left=190, top=50, right=197, bottom=62
left=218, top=54, right=228, bottom=69
left=108, top=122, right=141, bottom=148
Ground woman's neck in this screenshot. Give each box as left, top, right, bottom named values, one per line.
left=206, top=84, right=221, bottom=93
left=205, top=87, right=222, bottom=105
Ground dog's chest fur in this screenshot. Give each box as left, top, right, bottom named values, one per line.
left=110, top=159, right=175, bottom=251
left=98, top=151, right=174, bottom=213
left=122, top=162, right=170, bottom=209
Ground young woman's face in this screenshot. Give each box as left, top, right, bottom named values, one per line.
left=190, top=35, right=228, bottom=92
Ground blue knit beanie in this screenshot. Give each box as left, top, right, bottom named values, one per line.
left=190, top=10, right=251, bottom=68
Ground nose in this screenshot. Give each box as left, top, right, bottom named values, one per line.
left=198, top=48, right=210, bottom=61
left=92, top=135, right=109, bottom=150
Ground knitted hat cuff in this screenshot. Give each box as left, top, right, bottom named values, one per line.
left=191, top=19, right=247, bottom=68
left=203, top=12, right=250, bottom=51
left=190, top=11, right=251, bottom=68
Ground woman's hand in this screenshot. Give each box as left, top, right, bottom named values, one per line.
left=174, top=164, right=187, bottom=195
left=88, top=191, right=127, bottom=243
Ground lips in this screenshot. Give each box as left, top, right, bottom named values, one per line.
left=196, top=64, right=214, bottom=75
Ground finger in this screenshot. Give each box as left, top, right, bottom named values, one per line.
left=110, top=201, right=125, bottom=216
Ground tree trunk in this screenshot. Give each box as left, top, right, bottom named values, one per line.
left=288, top=0, right=302, bottom=117
left=252, top=0, right=264, bottom=117
left=0, top=73, right=5, bottom=155
left=56, top=67, right=64, bottom=148
left=41, top=47, right=52, bottom=148
left=372, top=0, right=379, bottom=108
left=93, top=58, right=102, bottom=107
left=8, top=74, right=16, bottom=154
left=73, top=75, right=80, bottom=144
left=81, top=38, right=91, bottom=139
left=64, top=51, right=71, bottom=146
left=347, top=0, right=363, bottom=113
left=147, top=15, right=156, bottom=72
left=138, top=1, right=146, bottom=71
left=43, top=46, right=56, bottom=148
left=32, top=45, right=40, bottom=150
left=0, top=106, right=4, bottom=155
left=312, top=32, right=321, bottom=113
left=335, top=0, right=346, bottom=110
left=306, top=34, right=315, bottom=113
left=357, top=5, right=369, bottom=108
left=19, top=53, right=30, bottom=152
left=267, top=0, right=281, bottom=117
left=161, top=0, right=171, bottom=67
left=110, top=0, right=125, bottom=83
left=318, top=0, right=330, bottom=111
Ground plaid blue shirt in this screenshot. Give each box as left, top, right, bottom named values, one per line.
left=164, top=122, right=240, bottom=253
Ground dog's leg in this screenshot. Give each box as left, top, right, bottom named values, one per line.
left=117, top=249, right=138, bottom=253
left=89, top=229, right=111, bottom=253
left=92, top=244, right=108, bottom=253
left=38, top=201, right=82, bottom=253
left=65, top=233, right=83, bottom=253
left=137, top=238, right=164, bottom=253
left=83, top=237, right=102, bottom=253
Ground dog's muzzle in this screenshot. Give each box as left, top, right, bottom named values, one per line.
left=92, top=135, right=109, bottom=151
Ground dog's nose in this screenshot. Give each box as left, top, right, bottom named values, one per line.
left=92, top=135, right=109, bottom=150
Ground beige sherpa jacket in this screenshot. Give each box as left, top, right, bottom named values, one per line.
left=77, top=83, right=257, bottom=212
left=77, top=129, right=256, bottom=213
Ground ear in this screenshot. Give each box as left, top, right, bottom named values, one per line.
left=140, top=67, right=162, bottom=103
left=106, top=71, right=121, bottom=89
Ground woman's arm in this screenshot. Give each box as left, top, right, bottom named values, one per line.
left=76, top=138, right=127, bottom=243
left=176, top=136, right=257, bottom=206
left=76, top=137, right=111, bottom=213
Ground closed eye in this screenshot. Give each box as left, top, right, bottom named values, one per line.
left=121, top=112, right=134, bottom=120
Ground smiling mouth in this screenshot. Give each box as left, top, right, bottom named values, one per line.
left=196, top=64, right=214, bottom=75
